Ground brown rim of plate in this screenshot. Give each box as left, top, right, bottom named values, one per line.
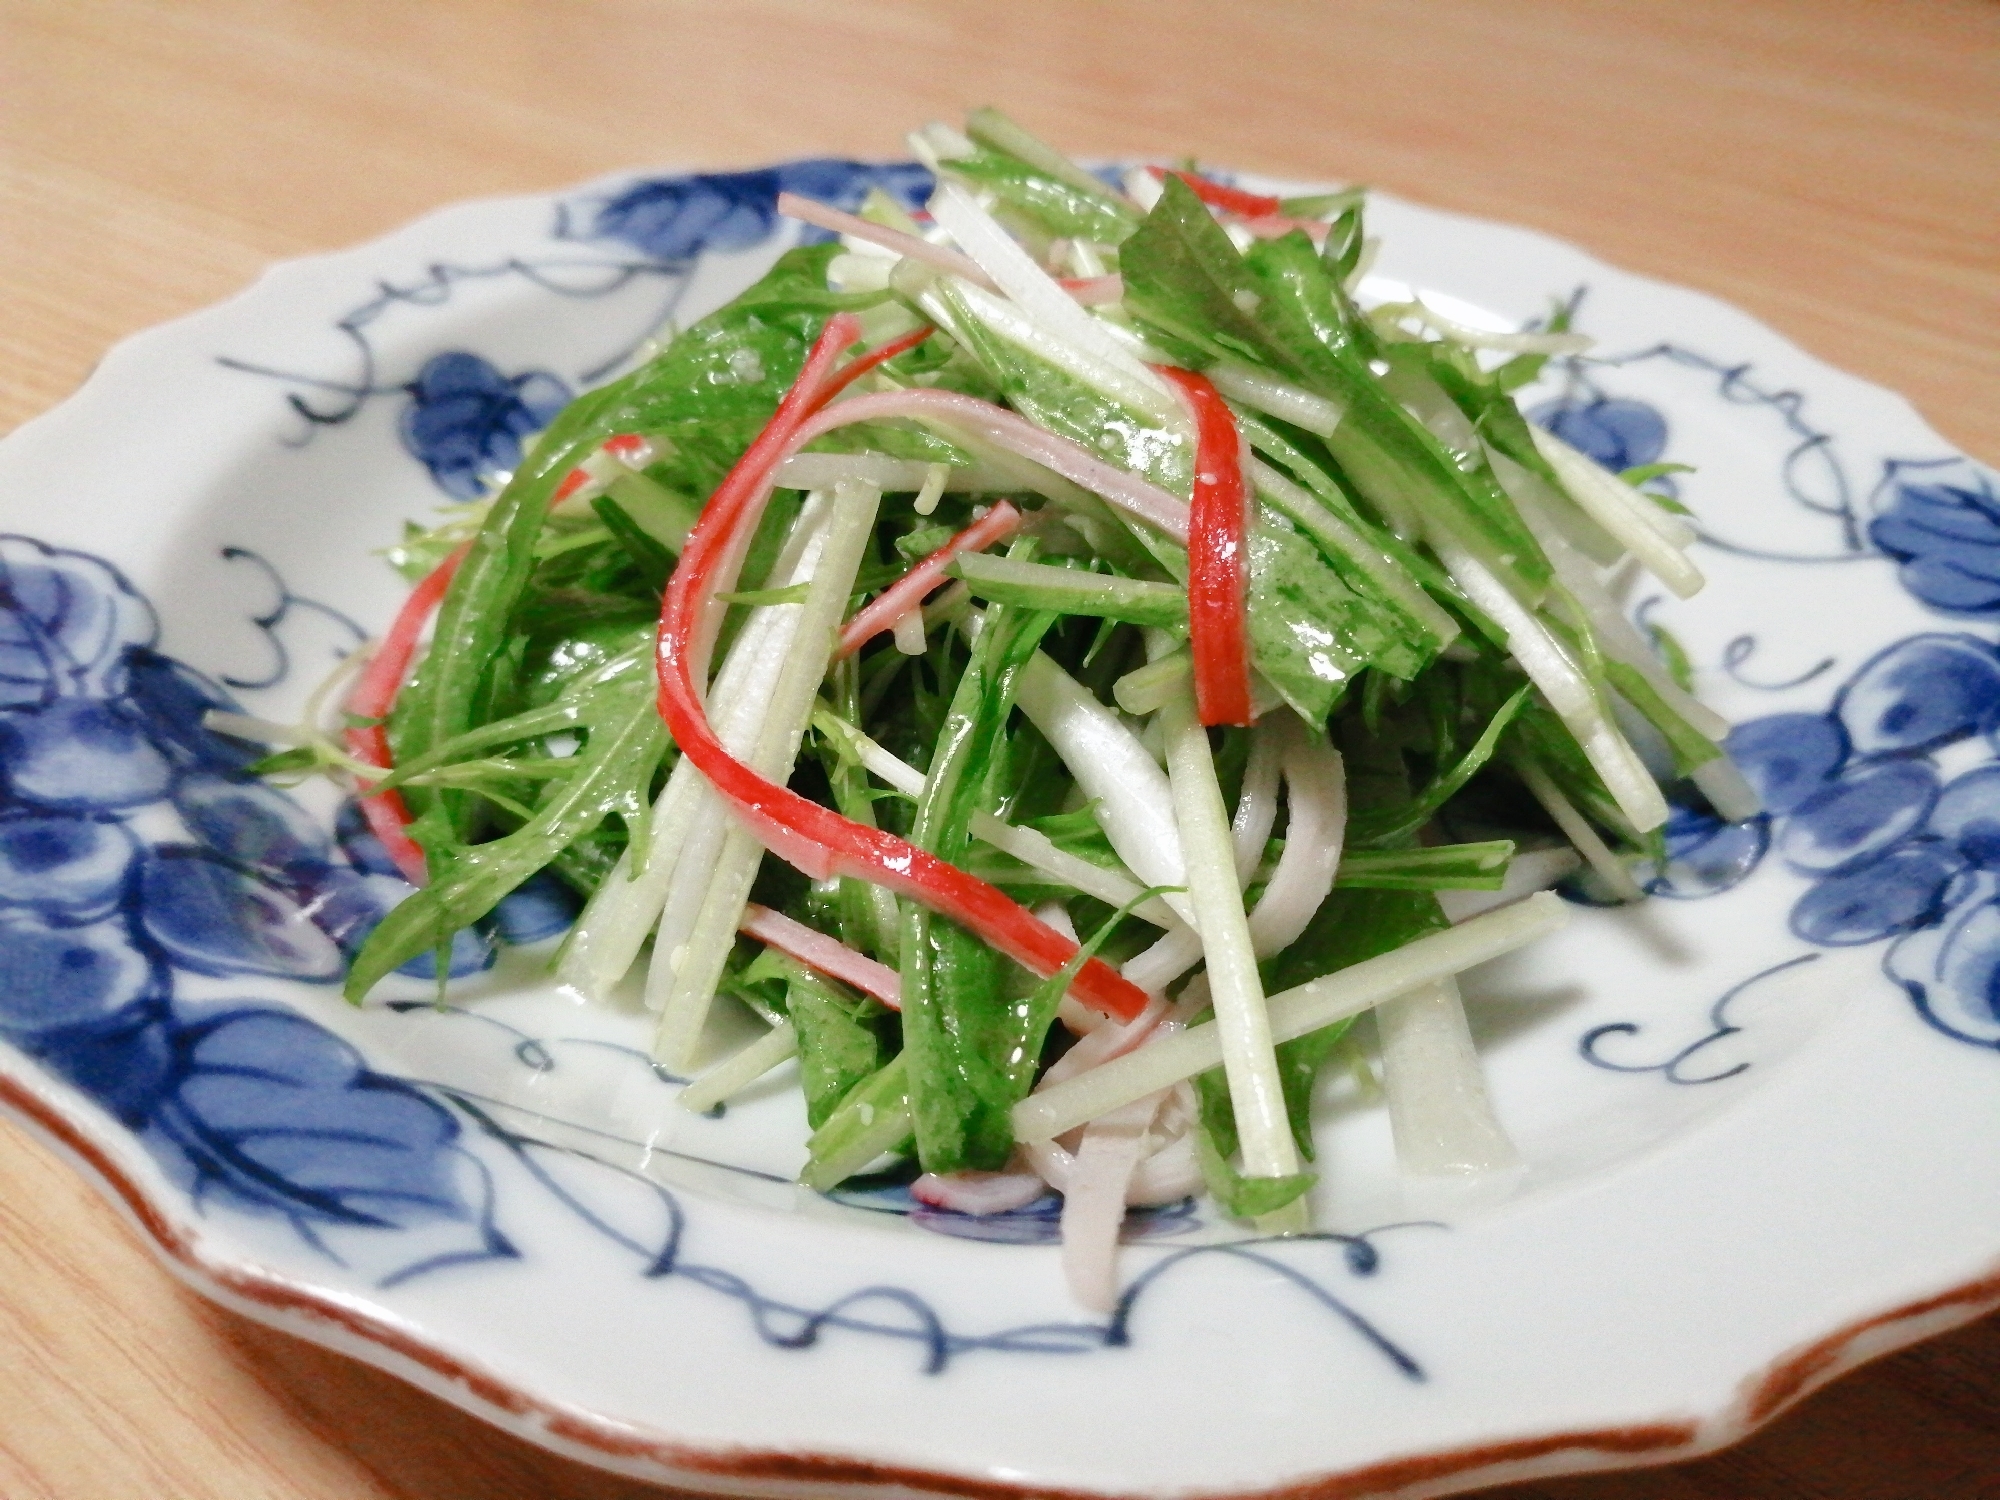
left=5, top=1064, right=1996, bottom=1500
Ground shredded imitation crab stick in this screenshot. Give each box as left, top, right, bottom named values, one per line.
left=1156, top=366, right=1253, bottom=727
left=653, top=313, right=1150, bottom=1023
left=342, top=541, right=472, bottom=885
left=835, top=499, right=1023, bottom=658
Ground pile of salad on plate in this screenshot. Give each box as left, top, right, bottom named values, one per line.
left=233, top=110, right=1754, bottom=1307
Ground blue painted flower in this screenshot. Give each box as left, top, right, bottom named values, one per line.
left=138, top=846, right=347, bottom=983
left=583, top=159, right=934, bottom=263
left=399, top=352, right=572, bottom=500
left=1870, top=459, right=2000, bottom=619
left=0, top=904, right=162, bottom=1039
left=0, top=696, right=174, bottom=812
left=1529, top=395, right=1667, bottom=474
left=119, top=649, right=264, bottom=778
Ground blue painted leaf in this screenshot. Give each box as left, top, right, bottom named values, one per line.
left=0, top=697, right=173, bottom=811
left=156, top=1004, right=473, bottom=1227
left=0, top=813, right=138, bottom=917
left=28, top=1007, right=173, bottom=1127
left=1833, top=634, right=2000, bottom=758
left=0, top=537, right=157, bottom=707
left=1723, top=713, right=1848, bottom=815
left=399, top=352, right=572, bottom=500
left=1775, top=761, right=1938, bottom=875
left=1870, top=463, right=2000, bottom=619
left=0, top=906, right=159, bottom=1038
left=137, top=846, right=345, bottom=982
left=1789, top=842, right=1964, bottom=946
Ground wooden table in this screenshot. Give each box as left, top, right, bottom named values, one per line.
left=2, top=2, right=1996, bottom=1495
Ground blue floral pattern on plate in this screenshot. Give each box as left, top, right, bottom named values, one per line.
left=1531, top=380, right=2000, bottom=1063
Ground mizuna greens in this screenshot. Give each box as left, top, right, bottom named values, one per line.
left=251, top=112, right=1754, bottom=1308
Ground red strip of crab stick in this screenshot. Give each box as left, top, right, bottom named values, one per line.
left=342, top=540, right=473, bottom=885
left=1157, top=366, right=1253, bottom=727
left=1150, top=166, right=1282, bottom=219
left=803, top=326, right=932, bottom=412
left=835, top=499, right=1023, bottom=659
left=740, top=903, right=902, bottom=1010
left=656, top=315, right=1150, bottom=1023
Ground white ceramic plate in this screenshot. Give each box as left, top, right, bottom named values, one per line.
left=2, top=159, right=1997, bottom=1499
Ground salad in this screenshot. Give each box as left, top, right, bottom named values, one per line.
left=235, top=111, right=1753, bottom=1308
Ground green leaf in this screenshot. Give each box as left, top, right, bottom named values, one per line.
left=1191, top=1121, right=1318, bottom=1216
left=897, top=593, right=1061, bottom=1172
left=944, top=146, right=1140, bottom=243
left=348, top=678, right=669, bottom=999
left=783, top=960, right=895, bottom=1129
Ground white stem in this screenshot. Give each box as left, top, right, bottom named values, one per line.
left=1386, top=299, right=1594, bottom=354
left=676, top=1022, right=799, bottom=1114
left=557, top=604, right=789, bottom=999
left=820, top=714, right=1186, bottom=930
left=1436, top=846, right=1581, bottom=923
left=653, top=482, right=884, bottom=1070
left=637, top=502, right=841, bottom=1014
left=943, top=276, right=1185, bottom=429
left=1531, top=425, right=1704, bottom=596
left=773, top=453, right=1008, bottom=495
left=931, top=181, right=1173, bottom=402
left=1014, top=652, right=1194, bottom=927
left=1435, top=538, right=1667, bottom=834
left=1160, top=684, right=1297, bottom=1183
left=1207, top=361, right=1344, bottom=437
left=1012, top=892, right=1569, bottom=1142
left=1507, top=478, right=1729, bottom=742
left=1375, top=977, right=1519, bottom=1175
left=1515, top=756, right=1646, bottom=902
left=1692, top=755, right=1762, bottom=823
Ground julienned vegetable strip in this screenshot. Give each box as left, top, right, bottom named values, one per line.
left=1013, top=893, right=1571, bottom=1143
left=836, top=500, right=1024, bottom=658
left=1157, top=367, right=1253, bottom=727
left=342, top=540, right=472, bottom=885
left=655, top=317, right=1151, bottom=1024
left=740, top=903, right=902, bottom=1009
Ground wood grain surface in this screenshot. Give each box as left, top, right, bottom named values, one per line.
left=1, top=2, right=1996, bottom=1496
